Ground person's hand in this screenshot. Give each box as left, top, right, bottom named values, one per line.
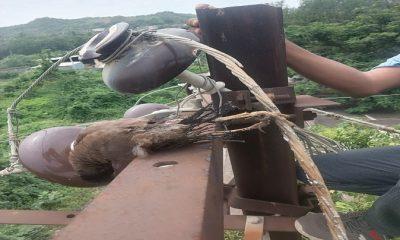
left=186, top=4, right=215, bottom=37
left=186, top=17, right=200, bottom=36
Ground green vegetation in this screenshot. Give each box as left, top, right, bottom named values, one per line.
left=225, top=231, right=244, bottom=240
left=313, top=123, right=400, bottom=150
left=0, top=55, right=37, bottom=68
left=0, top=0, right=399, bottom=239
left=0, top=12, right=194, bottom=60
left=285, top=0, right=400, bottom=70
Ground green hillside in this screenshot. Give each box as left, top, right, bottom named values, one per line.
left=0, top=12, right=194, bottom=59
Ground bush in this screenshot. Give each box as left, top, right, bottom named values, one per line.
left=0, top=55, right=37, bottom=68
left=67, top=102, right=92, bottom=122
left=311, top=123, right=400, bottom=149
left=0, top=225, right=56, bottom=240
left=0, top=72, right=18, bottom=80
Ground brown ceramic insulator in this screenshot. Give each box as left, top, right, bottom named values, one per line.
left=123, top=103, right=170, bottom=118
left=102, top=28, right=198, bottom=94
left=18, top=126, right=99, bottom=187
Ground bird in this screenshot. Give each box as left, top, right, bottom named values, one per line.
left=68, top=105, right=226, bottom=185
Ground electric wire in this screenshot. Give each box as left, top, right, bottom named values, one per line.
left=134, top=85, right=181, bottom=106
left=3, top=45, right=83, bottom=176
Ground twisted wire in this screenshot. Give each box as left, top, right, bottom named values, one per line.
left=4, top=46, right=82, bottom=174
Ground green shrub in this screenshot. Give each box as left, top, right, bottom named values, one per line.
left=0, top=55, right=37, bottom=68
left=0, top=72, right=18, bottom=80
left=67, top=102, right=92, bottom=122
left=311, top=123, right=400, bottom=149
left=0, top=225, right=56, bottom=240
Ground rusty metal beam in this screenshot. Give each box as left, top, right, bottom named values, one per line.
left=0, top=210, right=77, bottom=225
left=294, top=95, right=340, bottom=127
left=52, top=143, right=224, bottom=240
left=295, top=95, right=339, bottom=109
left=224, top=215, right=297, bottom=232
left=196, top=5, right=288, bottom=91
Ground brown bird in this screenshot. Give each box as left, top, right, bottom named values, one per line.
left=68, top=106, right=223, bottom=185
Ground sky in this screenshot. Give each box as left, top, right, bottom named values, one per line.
left=0, top=0, right=300, bottom=27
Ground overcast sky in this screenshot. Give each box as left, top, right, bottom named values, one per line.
left=0, top=0, right=300, bottom=27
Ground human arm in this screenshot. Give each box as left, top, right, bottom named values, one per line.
left=285, top=40, right=400, bottom=97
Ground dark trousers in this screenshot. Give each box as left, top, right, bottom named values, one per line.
left=296, top=146, right=400, bottom=237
